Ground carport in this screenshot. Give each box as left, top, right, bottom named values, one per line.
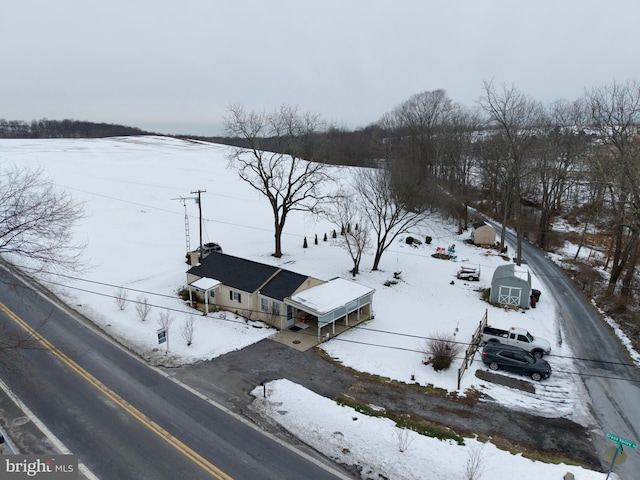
left=285, top=278, right=375, bottom=340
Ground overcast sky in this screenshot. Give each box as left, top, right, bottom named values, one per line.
left=2, top=1, right=639, bottom=136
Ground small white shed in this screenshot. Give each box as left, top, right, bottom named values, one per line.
left=471, top=221, right=496, bottom=246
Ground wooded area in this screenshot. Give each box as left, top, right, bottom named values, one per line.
left=217, top=81, right=640, bottom=351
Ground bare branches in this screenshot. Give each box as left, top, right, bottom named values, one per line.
left=224, top=104, right=334, bottom=257
left=157, top=310, right=174, bottom=330
left=0, top=317, right=42, bottom=376
left=355, top=168, right=424, bottom=271
left=328, top=192, right=371, bottom=275
left=464, top=443, right=487, bottom=480
left=135, top=295, right=152, bottom=321
left=0, top=164, right=85, bottom=274
left=180, top=317, right=195, bottom=346
left=585, top=80, right=640, bottom=296
left=114, top=286, right=129, bottom=310
left=478, top=81, right=543, bottom=264
left=394, top=428, right=414, bottom=453
left=423, top=333, right=462, bottom=371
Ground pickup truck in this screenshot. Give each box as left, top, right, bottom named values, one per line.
left=481, top=326, right=551, bottom=358
left=457, top=265, right=480, bottom=281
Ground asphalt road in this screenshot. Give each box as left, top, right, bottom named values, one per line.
left=0, top=265, right=351, bottom=480
left=506, top=230, right=640, bottom=478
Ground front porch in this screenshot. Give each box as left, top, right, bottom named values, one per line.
left=272, top=311, right=372, bottom=352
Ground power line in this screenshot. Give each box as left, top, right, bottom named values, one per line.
left=56, top=181, right=614, bottom=282
left=12, top=266, right=639, bottom=377
left=4, top=268, right=639, bottom=384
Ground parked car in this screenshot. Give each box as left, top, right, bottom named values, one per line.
left=197, top=242, right=223, bottom=256
left=185, top=242, right=223, bottom=264
left=481, top=343, right=552, bottom=381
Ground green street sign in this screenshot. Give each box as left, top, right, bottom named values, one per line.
left=606, top=433, right=637, bottom=449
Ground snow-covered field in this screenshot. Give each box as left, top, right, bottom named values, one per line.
left=1, top=136, right=617, bottom=479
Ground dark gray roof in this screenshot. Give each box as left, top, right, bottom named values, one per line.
left=187, top=253, right=278, bottom=293
left=260, top=270, right=307, bottom=301
left=187, top=253, right=309, bottom=299
left=472, top=221, right=487, bottom=229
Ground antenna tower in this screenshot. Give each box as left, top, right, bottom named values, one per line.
left=172, top=196, right=195, bottom=255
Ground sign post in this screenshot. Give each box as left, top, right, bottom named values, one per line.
left=157, top=327, right=168, bottom=352
left=605, top=433, right=636, bottom=479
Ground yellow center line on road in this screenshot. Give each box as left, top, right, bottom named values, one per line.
left=0, top=301, right=233, bottom=480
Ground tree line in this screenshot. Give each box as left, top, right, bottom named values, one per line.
left=0, top=118, right=148, bottom=138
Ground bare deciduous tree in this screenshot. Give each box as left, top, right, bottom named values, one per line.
left=224, top=104, right=334, bottom=258
left=585, top=80, right=640, bottom=297
left=328, top=192, right=371, bottom=275
left=157, top=310, right=174, bottom=330
left=436, top=105, right=484, bottom=230
left=532, top=99, right=587, bottom=249
left=479, top=81, right=543, bottom=265
left=393, top=89, right=454, bottom=179
left=464, top=443, right=487, bottom=480
left=355, top=168, right=424, bottom=271
left=394, top=428, right=414, bottom=453
left=180, top=317, right=195, bottom=346
left=114, top=286, right=128, bottom=310
left=0, top=164, right=85, bottom=273
left=135, top=295, right=152, bottom=322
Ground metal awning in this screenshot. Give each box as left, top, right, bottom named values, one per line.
left=286, top=278, right=375, bottom=339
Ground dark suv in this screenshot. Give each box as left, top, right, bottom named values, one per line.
left=185, top=242, right=223, bottom=265
left=197, top=242, right=223, bottom=256
left=481, top=344, right=551, bottom=381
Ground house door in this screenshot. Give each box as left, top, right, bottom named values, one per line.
left=498, top=286, right=521, bottom=306
left=286, top=305, right=294, bottom=328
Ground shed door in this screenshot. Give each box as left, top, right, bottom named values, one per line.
left=498, top=286, right=521, bottom=306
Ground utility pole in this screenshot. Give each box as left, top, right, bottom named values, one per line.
left=191, top=190, right=206, bottom=261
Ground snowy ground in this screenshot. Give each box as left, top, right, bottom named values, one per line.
left=1, top=136, right=626, bottom=479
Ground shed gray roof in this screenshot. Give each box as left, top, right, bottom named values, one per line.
left=492, top=264, right=516, bottom=280
left=491, top=264, right=531, bottom=286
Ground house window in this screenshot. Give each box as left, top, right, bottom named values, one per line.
left=271, top=301, right=280, bottom=316
left=230, top=291, right=242, bottom=303
left=261, top=297, right=269, bottom=311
